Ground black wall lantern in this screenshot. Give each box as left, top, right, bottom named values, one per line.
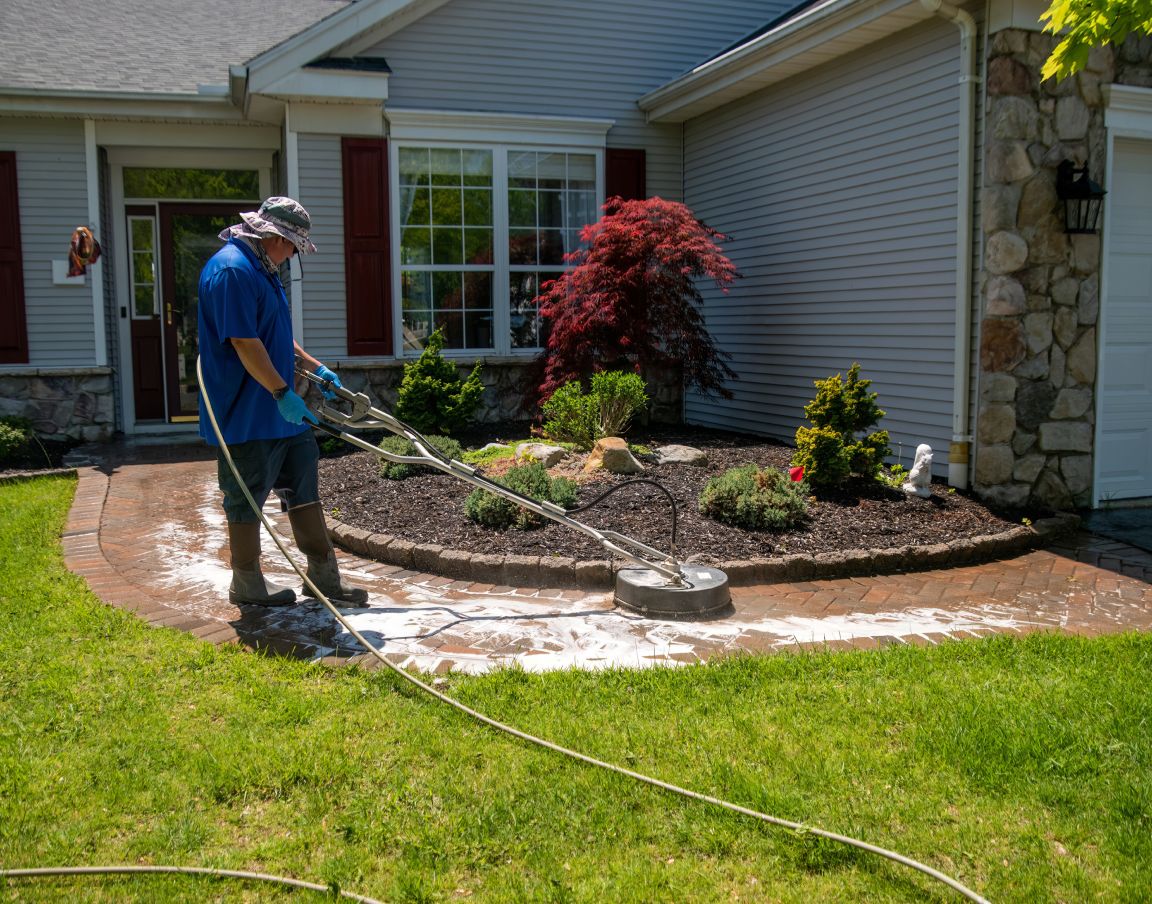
left=1056, top=160, right=1106, bottom=234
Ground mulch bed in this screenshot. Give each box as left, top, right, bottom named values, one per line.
left=318, top=425, right=1034, bottom=566
left=0, top=438, right=78, bottom=477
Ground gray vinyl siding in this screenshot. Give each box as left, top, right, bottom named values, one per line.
left=1, top=119, right=96, bottom=366
left=297, top=133, right=347, bottom=358
left=682, top=18, right=969, bottom=470
left=365, top=0, right=785, bottom=200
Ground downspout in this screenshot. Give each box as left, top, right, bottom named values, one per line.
left=920, top=0, right=977, bottom=489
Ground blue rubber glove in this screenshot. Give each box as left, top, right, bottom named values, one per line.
left=314, top=364, right=342, bottom=400
left=276, top=388, right=317, bottom=426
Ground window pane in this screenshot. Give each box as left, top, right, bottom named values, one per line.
left=133, top=253, right=154, bottom=285
left=134, top=284, right=155, bottom=317
left=462, top=150, right=493, bottom=186
left=509, top=271, right=540, bottom=349
left=123, top=167, right=258, bottom=200
left=432, top=271, right=463, bottom=310
left=538, top=153, right=565, bottom=190
left=400, top=185, right=430, bottom=226
left=403, top=311, right=433, bottom=351
left=402, top=271, right=431, bottom=309
left=464, top=227, right=493, bottom=265
left=509, top=229, right=536, bottom=265
left=464, top=271, right=492, bottom=309
left=566, top=191, right=596, bottom=231
left=430, top=148, right=462, bottom=186
left=508, top=190, right=536, bottom=228
left=400, top=227, right=431, bottom=265
left=465, top=312, right=493, bottom=349
left=399, top=147, right=430, bottom=184
left=538, top=191, right=563, bottom=228
left=431, top=187, right=462, bottom=225
left=539, top=230, right=565, bottom=265
left=130, top=218, right=154, bottom=251
left=568, top=154, right=596, bottom=191
left=508, top=151, right=536, bottom=188
left=435, top=309, right=464, bottom=348
left=432, top=227, right=463, bottom=265
left=462, top=189, right=492, bottom=226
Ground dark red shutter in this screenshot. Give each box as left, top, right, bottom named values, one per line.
left=0, top=152, right=29, bottom=364
left=605, top=148, right=646, bottom=201
left=342, top=137, right=393, bottom=356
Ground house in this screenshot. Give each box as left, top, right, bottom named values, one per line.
left=1, top=0, right=1149, bottom=512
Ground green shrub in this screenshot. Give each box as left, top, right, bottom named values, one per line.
left=464, top=461, right=578, bottom=530
left=792, top=363, right=891, bottom=487
left=541, top=371, right=648, bottom=451
left=378, top=434, right=464, bottom=480
left=0, top=416, right=34, bottom=465
left=394, top=328, right=484, bottom=434
left=698, top=464, right=809, bottom=531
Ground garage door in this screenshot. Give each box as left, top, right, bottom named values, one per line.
left=1097, top=138, right=1152, bottom=502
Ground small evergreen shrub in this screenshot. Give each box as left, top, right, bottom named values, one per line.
left=0, top=416, right=34, bottom=465
left=464, top=460, right=578, bottom=530
left=698, top=464, right=809, bottom=531
left=541, top=371, right=649, bottom=451
left=792, top=363, right=891, bottom=487
left=394, top=328, right=484, bottom=434
left=378, top=434, right=464, bottom=480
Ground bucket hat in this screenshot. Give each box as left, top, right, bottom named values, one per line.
left=237, top=196, right=317, bottom=254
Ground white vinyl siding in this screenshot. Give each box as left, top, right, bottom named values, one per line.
left=683, top=19, right=967, bottom=470
left=364, top=0, right=784, bottom=200
left=3, top=119, right=95, bottom=366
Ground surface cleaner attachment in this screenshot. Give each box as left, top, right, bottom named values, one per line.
left=300, top=368, right=731, bottom=619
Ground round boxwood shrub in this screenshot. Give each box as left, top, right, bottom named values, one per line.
left=465, top=460, right=578, bottom=530
left=698, top=464, right=809, bottom=531
left=377, top=434, right=464, bottom=480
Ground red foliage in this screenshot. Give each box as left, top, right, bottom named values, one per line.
left=533, top=196, right=738, bottom=402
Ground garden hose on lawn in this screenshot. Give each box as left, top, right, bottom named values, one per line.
left=0, top=359, right=990, bottom=904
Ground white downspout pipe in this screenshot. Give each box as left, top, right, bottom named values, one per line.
left=920, top=0, right=978, bottom=489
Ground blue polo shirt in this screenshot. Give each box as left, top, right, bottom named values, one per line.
left=197, top=238, right=308, bottom=446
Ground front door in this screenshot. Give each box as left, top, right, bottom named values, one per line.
left=128, top=203, right=247, bottom=423
left=1097, top=137, right=1152, bottom=501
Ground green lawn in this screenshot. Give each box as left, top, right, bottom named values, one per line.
left=1, top=475, right=1149, bottom=902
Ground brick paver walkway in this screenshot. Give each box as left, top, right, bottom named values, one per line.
left=60, top=440, right=1152, bottom=674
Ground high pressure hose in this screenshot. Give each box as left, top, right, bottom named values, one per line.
left=7, top=358, right=989, bottom=904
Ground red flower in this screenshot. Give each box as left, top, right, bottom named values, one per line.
left=789, top=466, right=805, bottom=482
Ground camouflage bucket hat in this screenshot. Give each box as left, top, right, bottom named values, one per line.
left=238, top=196, right=317, bottom=254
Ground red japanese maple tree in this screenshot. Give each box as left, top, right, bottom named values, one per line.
left=533, top=196, right=738, bottom=402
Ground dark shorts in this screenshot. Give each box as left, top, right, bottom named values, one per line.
left=216, top=431, right=320, bottom=523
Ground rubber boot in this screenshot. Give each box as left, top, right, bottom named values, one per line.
left=227, top=521, right=296, bottom=606
left=287, top=502, right=369, bottom=605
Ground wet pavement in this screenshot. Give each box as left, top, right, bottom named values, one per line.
left=60, top=440, right=1152, bottom=674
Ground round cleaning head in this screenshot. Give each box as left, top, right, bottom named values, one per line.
left=614, top=565, right=731, bottom=619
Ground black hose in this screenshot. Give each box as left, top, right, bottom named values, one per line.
left=567, top=477, right=679, bottom=561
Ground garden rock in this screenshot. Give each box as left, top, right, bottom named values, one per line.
left=583, top=437, right=644, bottom=474
left=515, top=443, right=567, bottom=467
left=655, top=444, right=708, bottom=466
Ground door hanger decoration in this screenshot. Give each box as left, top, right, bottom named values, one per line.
left=68, top=225, right=103, bottom=277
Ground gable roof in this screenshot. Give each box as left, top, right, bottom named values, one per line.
left=639, top=0, right=937, bottom=123
left=0, top=0, right=351, bottom=96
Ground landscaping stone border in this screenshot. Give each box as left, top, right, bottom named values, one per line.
left=328, top=512, right=1081, bottom=590
left=0, top=467, right=78, bottom=485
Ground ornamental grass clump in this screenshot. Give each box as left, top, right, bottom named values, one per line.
left=541, top=371, right=649, bottom=451
left=377, top=434, right=464, bottom=480
left=464, top=460, right=578, bottom=530
left=698, top=464, right=809, bottom=531
left=792, top=363, right=891, bottom=487
left=394, top=328, right=484, bottom=434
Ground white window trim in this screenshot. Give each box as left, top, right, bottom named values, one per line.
left=389, top=134, right=605, bottom=359
left=386, top=108, right=613, bottom=148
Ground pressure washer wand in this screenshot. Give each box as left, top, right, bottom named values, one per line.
left=298, top=368, right=686, bottom=585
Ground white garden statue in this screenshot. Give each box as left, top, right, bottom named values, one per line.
left=902, top=444, right=933, bottom=497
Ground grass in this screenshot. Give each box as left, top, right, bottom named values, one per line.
left=1, top=475, right=1150, bottom=902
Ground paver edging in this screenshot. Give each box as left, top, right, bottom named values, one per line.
left=0, top=467, right=78, bottom=485
left=326, top=511, right=1082, bottom=590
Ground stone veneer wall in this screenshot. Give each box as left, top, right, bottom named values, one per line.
left=976, top=31, right=1152, bottom=510
left=328, top=359, right=684, bottom=425
left=0, top=369, right=116, bottom=441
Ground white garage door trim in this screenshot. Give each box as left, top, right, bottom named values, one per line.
left=1096, top=87, right=1152, bottom=505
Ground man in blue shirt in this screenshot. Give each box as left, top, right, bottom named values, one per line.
left=199, top=197, right=367, bottom=607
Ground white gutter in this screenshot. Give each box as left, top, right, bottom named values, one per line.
left=84, top=119, right=106, bottom=367
left=920, top=0, right=978, bottom=490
